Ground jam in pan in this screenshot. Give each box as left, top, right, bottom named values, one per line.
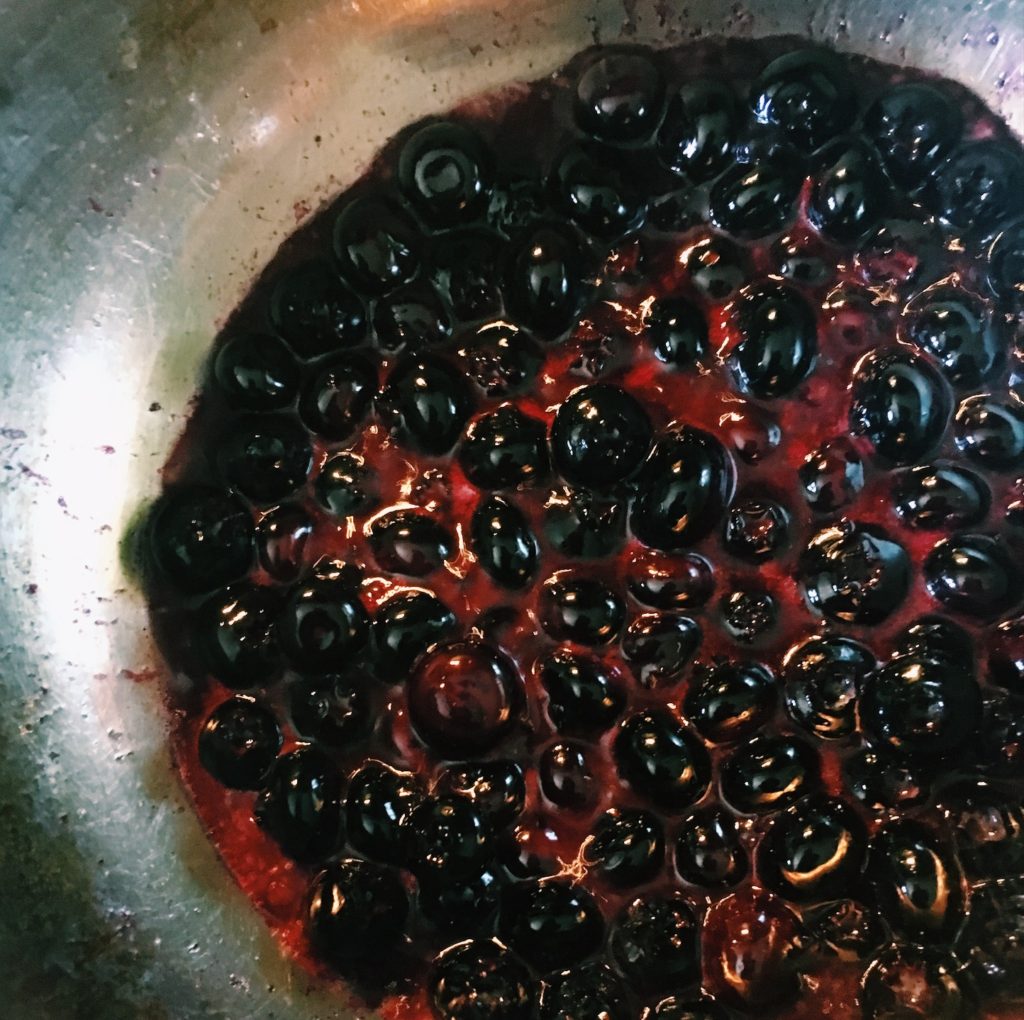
left=142, top=34, right=1024, bottom=1020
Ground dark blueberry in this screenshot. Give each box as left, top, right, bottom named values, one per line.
left=460, top=404, right=548, bottom=490
left=684, top=660, right=777, bottom=743
left=255, top=502, right=313, bottom=584
left=346, top=760, right=424, bottom=863
left=731, top=283, right=817, bottom=399
left=849, top=347, right=951, bottom=464
left=539, top=647, right=625, bottom=735
left=369, top=509, right=454, bottom=577
left=720, top=589, right=777, bottom=644
left=372, top=589, right=456, bottom=680
left=438, top=761, right=526, bottom=831
left=674, top=807, right=747, bottom=888
left=722, top=405, right=784, bottom=465
left=539, top=572, right=625, bottom=645
left=759, top=797, right=866, bottom=902
left=867, top=820, right=965, bottom=942
left=539, top=740, right=597, bottom=811
left=269, top=261, right=367, bottom=358
left=216, top=415, right=313, bottom=505
left=893, top=461, right=989, bottom=530
left=574, top=47, right=665, bottom=143
left=955, top=394, right=1024, bottom=468
left=621, top=612, right=701, bottom=688
left=373, top=283, right=452, bottom=352
left=289, top=673, right=373, bottom=747
left=990, top=616, right=1024, bottom=695
left=631, top=427, right=735, bottom=551
left=645, top=297, right=707, bottom=367
left=804, top=899, right=885, bottom=961
left=279, top=569, right=369, bottom=672
left=586, top=808, right=665, bottom=887
left=645, top=996, right=726, bottom=1020
left=544, top=486, right=625, bottom=558
left=610, top=895, right=699, bottom=994
left=614, top=708, right=711, bottom=810
left=487, top=178, right=550, bottom=238
left=864, top=83, right=963, bottom=186
left=551, top=383, right=652, bottom=488
left=957, top=879, right=1024, bottom=995
left=648, top=187, right=703, bottom=232
left=685, top=234, right=749, bottom=300
left=407, top=641, right=521, bottom=755
left=549, top=146, right=646, bottom=239
left=709, top=159, right=802, bottom=238
left=980, top=694, right=1024, bottom=777
left=989, top=219, right=1024, bottom=302
left=932, top=139, right=1024, bottom=231
left=299, top=354, right=375, bottom=441
left=800, top=521, right=910, bottom=625
left=198, top=696, right=282, bottom=790
left=723, top=498, right=789, bottom=562
left=626, top=550, right=715, bottom=610
left=406, top=794, right=491, bottom=878
left=798, top=437, right=866, bottom=514
left=773, top=233, right=832, bottom=285
left=429, top=939, right=536, bottom=1020
left=197, top=584, right=284, bottom=688
left=307, top=859, right=408, bottom=967
left=844, top=746, right=930, bottom=811
left=458, top=320, right=543, bottom=397
left=857, top=215, right=941, bottom=286
left=471, top=495, right=538, bottom=590
left=419, top=866, right=503, bottom=934
left=658, top=79, right=738, bottom=180
left=893, top=615, right=974, bottom=670
left=783, top=635, right=874, bottom=740
left=378, top=354, right=473, bottom=455
left=809, top=139, right=888, bottom=243
left=213, top=333, right=300, bottom=411
left=254, top=746, right=344, bottom=862
left=751, top=48, right=853, bottom=150
left=940, top=777, right=1024, bottom=879
left=906, top=289, right=997, bottom=389
left=398, top=120, right=490, bottom=225
left=540, top=963, right=632, bottom=1020
left=333, top=196, right=420, bottom=294
left=721, top=735, right=818, bottom=814
left=862, top=945, right=968, bottom=1020
left=500, top=819, right=563, bottom=880
left=504, top=222, right=590, bottom=337
left=315, top=452, right=380, bottom=517
left=925, top=533, right=1020, bottom=619
left=498, top=878, right=604, bottom=970
left=430, top=230, right=504, bottom=322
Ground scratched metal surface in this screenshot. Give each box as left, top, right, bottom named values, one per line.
left=0, top=0, right=1020, bottom=1017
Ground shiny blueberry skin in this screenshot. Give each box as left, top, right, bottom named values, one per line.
left=333, top=196, right=420, bottom=294
left=799, top=437, right=865, bottom=513
left=861, top=945, right=968, bottom=1020
left=458, top=320, right=544, bottom=397
left=540, top=963, right=633, bottom=1020
left=784, top=635, right=874, bottom=740
left=685, top=660, right=777, bottom=743
left=955, top=395, right=1024, bottom=469
left=539, top=572, right=626, bottom=645
left=539, top=740, right=598, bottom=811
left=544, top=486, right=625, bottom=559
left=687, top=234, right=750, bottom=300
left=609, top=894, right=700, bottom=993
left=723, top=497, right=790, bottom=561
left=315, top=452, right=380, bottom=517
left=198, top=696, right=282, bottom=790
left=675, top=807, right=747, bottom=888
left=709, top=159, right=802, bottom=239
left=471, top=494, right=539, bottom=590
left=288, top=673, right=374, bottom=748
left=845, top=747, right=931, bottom=812
left=539, top=647, right=625, bottom=736
left=278, top=569, right=369, bottom=672
left=216, top=415, right=313, bottom=505
left=574, top=47, right=665, bottom=143
left=809, top=139, right=889, bottom=243
left=437, top=760, right=526, bottom=831
left=931, top=139, right=1024, bottom=231
left=621, top=612, right=702, bottom=688
left=269, top=261, right=367, bottom=357
left=585, top=807, right=665, bottom=887
left=893, top=615, right=975, bottom=671
left=431, top=230, right=505, bottom=322
left=461, top=404, right=549, bottom=490
left=658, top=79, right=738, bottom=180
left=213, top=333, right=300, bottom=411
left=346, top=760, right=424, bottom=863
left=197, top=583, right=285, bottom=688
left=429, top=940, right=537, bottom=1020
left=925, top=533, right=1021, bottom=619
left=406, top=794, right=492, bottom=879
left=373, top=283, right=452, bottom=352
left=549, top=146, right=647, bottom=239
left=721, top=735, right=819, bottom=814
left=369, top=509, right=454, bottom=577
left=372, top=589, right=456, bottom=680
left=645, top=297, right=708, bottom=368
left=905, top=289, right=997, bottom=390
left=892, top=462, right=989, bottom=530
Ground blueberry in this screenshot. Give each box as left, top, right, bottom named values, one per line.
left=783, top=635, right=873, bottom=740
left=539, top=572, right=625, bottom=645
left=539, top=647, right=625, bottom=735
left=955, top=395, right=1024, bottom=468
left=216, top=415, right=313, bottom=505
left=378, top=354, right=473, bottom=455
left=574, top=46, right=665, bottom=143
left=269, top=261, right=367, bottom=357
left=398, top=120, right=491, bottom=225
left=498, top=878, right=604, bottom=970
left=804, top=899, right=885, bottom=960
left=369, top=510, right=454, bottom=577
left=621, top=612, right=701, bottom=688
left=586, top=808, right=665, bottom=887
left=288, top=673, right=373, bottom=747
left=279, top=568, right=369, bottom=671
left=406, top=794, right=491, bottom=878
left=645, top=997, right=727, bottom=1020
left=315, top=452, right=379, bottom=517
left=800, top=521, right=910, bottom=624
left=333, top=196, right=420, bottom=294
left=544, top=486, right=625, bottom=558
left=307, top=859, right=408, bottom=967
left=906, top=289, right=997, bottom=389
left=721, top=735, right=818, bottom=814
left=630, top=427, right=735, bottom=551
left=255, top=502, right=313, bottom=583
left=460, top=404, right=548, bottom=489
left=539, top=740, right=597, bottom=811
left=674, top=807, right=747, bottom=888
left=864, top=83, right=963, bottom=187
left=487, top=178, right=550, bottom=238
left=645, top=297, right=707, bottom=367
left=614, top=708, right=711, bottom=810
left=610, top=894, right=699, bottom=994
left=894, top=615, right=974, bottom=670
left=198, top=696, right=282, bottom=790
left=419, top=867, right=503, bottom=935
left=857, top=215, right=941, bottom=285
left=407, top=641, right=520, bottom=755
left=196, top=583, right=284, bottom=688
left=731, top=283, right=817, bottom=398
left=868, top=820, right=965, bottom=942
left=709, top=159, right=802, bottom=238
left=626, top=550, right=715, bottom=610
left=540, top=963, right=632, bottom=1020
left=458, top=320, right=543, bottom=397
left=149, top=486, right=253, bottom=593
left=849, top=347, right=951, bottom=464
left=213, top=333, right=300, bottom=411
left=471, top=494, right=538, bottom=590
left=551, top=383, right=652, bottom=488
left=430, top=230, right=505, bottom=322
left=773, top=234, right=832, bottom=285
left=437, top=761, right=526, bottom=831
left=373, top=282, right=452, bottom=351
left=758, top=797, right=866, bottom=902
left=549, top=146, right=646, bottom=239
left=371, top=589, right=456, bottom=679
left=254, top=746, right=344, bottom=862
left=429, top=939, right=536, bottom=1020
left=844, top=747, right=930, bottom=811
left=990, top=617, right=1024, bottom=695
left=658, top=79, right=738, bottom=180
left=980, top=694, right=1024, bottom=777
left=685, top=235, right=750, bottom=300
left=988, top=219, right=1024, bottom=302
left=892, top=462, right=989, bottom=529
left=720, top=589, right=777, bottom=644
left=925, top=533, right=1020, bottom=619
left=648, top=188, right=703, bottom=233
left=940, top=777, right=1024, bottom=879
left=862, top=946, right=968, bottom=1020
left=723, top=497, right=789, bottom=561
left=932, top=139, right=1024, bottom=231
left=809, top=139, right=888, bottom=242
left=346, top=760, right=424, bottom=863
left=684, top=660, right=777, bottom=743
left=299, top=353, right=376, bottom=440
left=957, top=879, right=1024, bottom=995
left=799, top=436, right=871, bottom=516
